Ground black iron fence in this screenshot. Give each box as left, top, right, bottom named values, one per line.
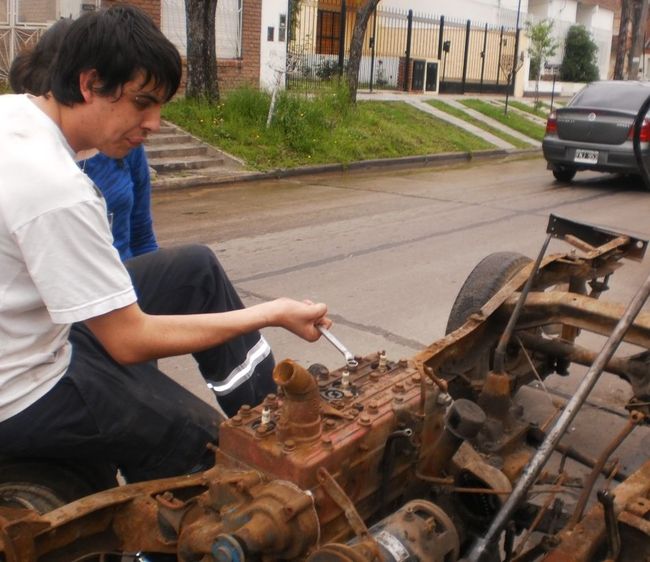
left=287, top=0, right=520, bottom=95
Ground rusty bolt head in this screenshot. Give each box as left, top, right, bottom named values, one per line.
left=239, top=404, right=252, bottom=417
left=370, top=372, right=380, bottom=381
left=231, top=415, right=243, bottom=426
left=324, top=419, right=336, bottom=429
left=411, top=374, right=421, bottom=384
left=368, top=401, right=379, bottom=414
left=399, top=358, right=408, bottom=367
left=393, top=383, right=405, bottom=393
left=321, top=437, right=332, bottom=446
left=359, top=414, right=372, bottom=427
left=393, top=396, right=404, bottom=404
left=283, top=439, right=296, bottom=452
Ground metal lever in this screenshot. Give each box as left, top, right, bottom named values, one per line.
left=317, top=326, right=358, bottom=369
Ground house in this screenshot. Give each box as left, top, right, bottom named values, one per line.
left=155, top=0, right=289, bottom=92
left=0, top=0, right=288, bottom=93
left=528, top=0, right=614, bottom=80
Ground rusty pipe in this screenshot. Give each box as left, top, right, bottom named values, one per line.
left=273, top=359, right=322, bottom=444
left=568, top=411, right=644, bottom=528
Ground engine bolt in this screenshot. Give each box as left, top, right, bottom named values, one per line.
left=393, top=383, right=405, bottom=393
left=399, top=358, right=408, bottom=367
left=369, top=372, right=380, bottom=381
left=283, top=439, right=296, bottom=452
left=368, top=401, right=379, bottom=414
left=378, top=350, right=387, bottom=371
left=264, top=394, right=278, bottom=409
left=239, top=405, right=252, bottom=417
left=411, top=374, right=421, bottom=384
left=322, top=437, right=332, bottom=446
left=359, top=414, right=372, bottom=427
left=325, top=419, right=336, bottom=429
left=231, top=415, right=243, bottom=426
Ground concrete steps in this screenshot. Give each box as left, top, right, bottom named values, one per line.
left=145, top=121, right=246, bottom=188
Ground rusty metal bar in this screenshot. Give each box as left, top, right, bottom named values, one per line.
left=463, top=271, right=650, bottom=562
left=502, top=292, right=650, bottom=349
left=517, top=332, right=650, bottom=384
left=568, top=411, right=644, bottom=528
left=493, top=233, right=552, bottom=373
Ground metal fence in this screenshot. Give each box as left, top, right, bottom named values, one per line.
left=287, top=0, right=519, bottom=94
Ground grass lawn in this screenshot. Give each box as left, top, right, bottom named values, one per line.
left=460, top=98, right=546, bottom=142
left=508, top=99, right=551, bottom=120
left=428, top=100, right=533, bottom=149
left=162, top=89, right=493, bottom=171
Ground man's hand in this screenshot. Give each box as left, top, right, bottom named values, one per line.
left=264, top=298, right=331, bottom=342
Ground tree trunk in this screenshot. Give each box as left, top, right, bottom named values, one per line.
left=345, top=0, right=380, bottom=103
left=628, top=0, right=649, bottom=79
left=185, top=0, right=219, bottom=101
left=614, top=0, right=632, bottom=79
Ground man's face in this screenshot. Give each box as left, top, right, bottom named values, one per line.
left=84, top=74, right=165, bottom=159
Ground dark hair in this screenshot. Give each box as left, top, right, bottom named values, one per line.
left=9, top=18, right=73, bottom=95
left=50, top=5, right=182, bottom=106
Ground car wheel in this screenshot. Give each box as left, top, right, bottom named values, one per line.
left=441, top=252, right=553, bottom=399
left=552, top=166, right=576, bottom=183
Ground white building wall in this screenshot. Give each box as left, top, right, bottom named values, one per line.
left=260, top=0, right=288, bottom=91
left=381, top=0, right=528, bottom=28
left=527, top=0, right=611, bottom=80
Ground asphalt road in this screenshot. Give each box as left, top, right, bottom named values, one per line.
left=153, top=153, right=649, bottom=376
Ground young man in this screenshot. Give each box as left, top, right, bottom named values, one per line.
left=0, top=5, right=329, bottom=484
left=8, top=17, right=278, bottom=418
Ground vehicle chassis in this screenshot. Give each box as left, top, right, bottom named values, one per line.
left=0, top=214, right=648, bottom=562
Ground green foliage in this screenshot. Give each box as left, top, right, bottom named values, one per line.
left=526, top=20, right=558, bottom=81
left=509, top=99, right=549, bottom=119
left=560, top=25, right=599, bottom=82
left=162, top=85, right=492, bottom=171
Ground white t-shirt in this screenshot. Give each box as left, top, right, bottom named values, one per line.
left=0, top=94, right=137, bottom=421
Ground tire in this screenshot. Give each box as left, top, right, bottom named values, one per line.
left=442, top=252, right=550, bottom=399
left=552, top=166, right=576, bottom=183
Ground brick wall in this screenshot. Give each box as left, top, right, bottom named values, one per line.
left=102, top=0, right=261, bottom=93
left=18, top=0, right=56, bottom=23
left=102, top=0, right=160, bottom=27
left=217, top=0, right=261, bottom=91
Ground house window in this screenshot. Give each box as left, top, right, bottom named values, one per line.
left=278, top=13, right=286, bottom=42
left=317, top=10, right=341, bottom=55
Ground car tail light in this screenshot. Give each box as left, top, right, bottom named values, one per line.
left=628, top=118, right=650, bottom=142
left=545, top=112, right=557, bottom=135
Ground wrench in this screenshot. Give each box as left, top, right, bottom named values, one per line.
left=317, top=326, right=359, bottom=369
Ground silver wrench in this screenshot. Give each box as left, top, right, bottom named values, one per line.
left=317, top=326, right=358, bottom=369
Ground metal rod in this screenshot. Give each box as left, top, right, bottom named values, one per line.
left=493, top=233, right=552, bottom=373
left=463, top=271, right=650, bottom=562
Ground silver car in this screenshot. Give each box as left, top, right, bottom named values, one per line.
left=542, top=80, right=650, bottom=184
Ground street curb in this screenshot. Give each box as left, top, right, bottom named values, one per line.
left=152, top=147, right=542, bottom=191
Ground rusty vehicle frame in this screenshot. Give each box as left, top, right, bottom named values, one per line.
left=0, top=214, right=648, bottom=562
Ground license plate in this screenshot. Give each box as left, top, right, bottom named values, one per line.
left=574, top=149, right=598, bottom=164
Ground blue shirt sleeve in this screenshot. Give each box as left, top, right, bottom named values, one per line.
left=124, top=145, right=158, bottom=258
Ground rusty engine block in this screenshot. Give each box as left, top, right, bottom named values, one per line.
left=0, top=214, right=649, bottom=562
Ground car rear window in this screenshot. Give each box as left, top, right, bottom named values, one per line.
left=569, top=83, right=650, bottom=112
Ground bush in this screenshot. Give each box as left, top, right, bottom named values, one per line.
left=560, top=25, right=599, bottom=82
